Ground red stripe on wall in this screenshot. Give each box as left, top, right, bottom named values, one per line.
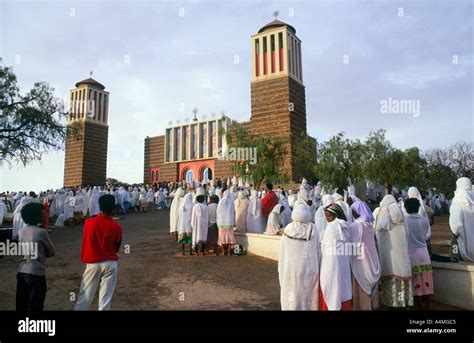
left=264, top=52, right=267, bottom=74
left=271, top=50, right=275, bottom=73
left=279, top=48, right=284, bottom=71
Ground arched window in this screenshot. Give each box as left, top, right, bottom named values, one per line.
left=201, top=167, right=212, bottom=181
left=185, top=169, right=194, bottom=183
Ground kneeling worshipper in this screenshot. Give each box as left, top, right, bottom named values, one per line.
left=234, top=191, right=249, bottom=231
left=217, top=190, right=236, bottom=256
left=177, top=193, right=194, bottom=255
left=320, top=203, right=352, bottom=310
left=374, top=195, right=413, bottom=308
left=246, top=190, right=265, bottom=233
left=191, top=195, right=209, bottom=255
left=278, top=202, right=320, bottom=310
left=265, top=204, right=285, bottom=235
left=348, top=201, right=381, bottom=310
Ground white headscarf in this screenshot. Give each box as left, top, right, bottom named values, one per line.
left=216, top=190, right=235, bottom=227
left=452, top=177, right=474, bottom=207
left=284, top=203, right=313, bottom=240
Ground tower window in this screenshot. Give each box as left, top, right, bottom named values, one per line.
left=271, top=34, right=275, bottom=73
left=278, top=32, right=284, bottom=71
left=255, top=39, right=260, bottom=77
left=263, top=36, right=268, bottom=75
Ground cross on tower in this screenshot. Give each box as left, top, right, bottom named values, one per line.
left=273, top=10, right=279, bottom=20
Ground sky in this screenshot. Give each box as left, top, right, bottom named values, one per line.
left=0, top=0, right=473, bottom=192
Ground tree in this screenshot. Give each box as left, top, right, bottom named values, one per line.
left=225, top=120, right=287, bottom=189
left=292, top=131, right=318, bottom=182
left=0, top=64, right=67, bottom=166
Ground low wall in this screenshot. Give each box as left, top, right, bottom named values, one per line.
left=235, top=232, right=280, bottom=261
left=432, top=261, right=474, bottom=310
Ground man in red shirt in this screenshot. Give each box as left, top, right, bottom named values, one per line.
left=261, top=183, right=279, bottom=219
left=75, top=194, right=122, bottom=311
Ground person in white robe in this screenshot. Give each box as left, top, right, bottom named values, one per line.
left=64, top=191, right=75, bottom=222
left=246, top=190, right=265, bottom=233
left=333, top=193, right=353, bottom=223
left=131, top=187, right=139, bottom=211
left=278, top=202, right=320, bottom=310
left=373, top=195, right=413, bottom=308
left=12, top=196, right=32, bottom=240
left=403, top=186, right=431, bottom=240
left=216, top=190, right=236, bottom=256
left=177, top=193, right=194, bottom=255
left=145, top=189, right=154, bottom=211
left=320, top=203, right=352, bottom=310
left=279, top=194, right=292, bottom=226
left=298, top=186, right=316, bottom=223
left=314, top=194, right=334, bottom=239
left=234, top=191, right=249, bottom=231
left=55, top=189, right=67, bottom=216
left=191, top=195, right=209, bottom=255
left=48, top=191, right=57, bottom=217
left=287, top=190, right=297, bottom=210
left=81, top=189, right=90, bottom=217
left=348, top=200, right=381, bottom=310
left=88, top=188, right=100, bottom=217
left=0, top=199, right=7, bottom=226
left=215, top=188, right=223, bottom=199
left=265, top=204, right=285, bottom=235
left=449, top=177, right=474, bottom=262
left=169, top=187, right=185, bottom=238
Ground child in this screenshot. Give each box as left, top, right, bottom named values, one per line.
left=206, top=195, right=219, bottom=255
left=191, top=195, right=208, bottom=255
left=16, top=203, right=56, bottom=311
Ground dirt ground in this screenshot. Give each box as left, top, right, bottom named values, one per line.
left=0, top=210, right=280, bottom=310
left=0, top=211, right=460, bottom=310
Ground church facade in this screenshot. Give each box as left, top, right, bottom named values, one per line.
left=143, top=19, right=311, bottom=184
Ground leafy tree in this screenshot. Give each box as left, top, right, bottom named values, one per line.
left=0, top=63, right=67, bottom=166
left=225, top=120, right=287, bottom=189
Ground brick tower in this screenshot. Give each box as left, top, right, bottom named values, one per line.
left=63, top=77, right=109, bottom=187
left=250, top=19, right=307, bottom=182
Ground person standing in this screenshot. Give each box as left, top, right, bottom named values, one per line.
left=261, top=183, right=279, bottom=220
left=278, top=203, right=320, bottom=310
left=234, top=191, right=249, bottom=231
left=348, top=201, right=381, bottom=310
left=404, top=198, right=434, bottom=310
left=16, top=203, right=56, bottom=311
left=449, top=177, right=474, bottom=262
left=75, top=194, right=122, bottom=311
left=191, top=195, right=209, bottom=255
left=319, top=204, right=352, bottom=310
left=373, top=195, right=413, bottom=308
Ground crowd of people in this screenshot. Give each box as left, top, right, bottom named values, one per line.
left=1, top=175, right=472, bottom=311
left=167, top=176, right=474, bottom=311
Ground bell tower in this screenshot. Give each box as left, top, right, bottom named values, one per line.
left=63, top=75, right=110, bottom=187
left=250, top=16, right=307, bottom=181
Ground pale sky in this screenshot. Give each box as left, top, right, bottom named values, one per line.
left=0, top=0, right=473, bottom=192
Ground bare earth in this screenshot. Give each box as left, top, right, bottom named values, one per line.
left=0, top=211, right=459, bottom=310
left=0, top=210, right=280, bottom=310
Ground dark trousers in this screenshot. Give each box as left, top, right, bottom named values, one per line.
left=16, top=272, right=47, bottom=311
